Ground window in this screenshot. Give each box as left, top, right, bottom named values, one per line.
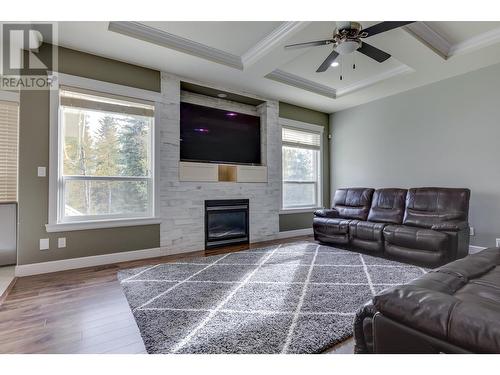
left=281, top=123, right=323, bottom=210
left=0, top=100, right=19, bottom=202
left=57, top=86, right=155, bottom=223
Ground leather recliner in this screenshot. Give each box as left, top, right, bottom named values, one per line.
left=313, top=187, right=471, bottom=267
left=384, top=188, right=470, bottom=265
left=354, top=247, right=500, bottom=354
left=349, top=188, right=407, bottom=253
left=313, top=188, right=374, bottom=245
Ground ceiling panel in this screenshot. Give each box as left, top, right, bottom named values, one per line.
left=55, top=21, right=500, bottom=113
left=143, top=21, right=283, bottom=55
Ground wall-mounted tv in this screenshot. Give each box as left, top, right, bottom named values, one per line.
left=180, top=102, right=261, bottom=165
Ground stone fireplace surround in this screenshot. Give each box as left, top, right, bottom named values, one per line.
left=158, top=73, right=281, bottom=254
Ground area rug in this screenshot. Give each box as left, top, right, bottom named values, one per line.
left=118, top=241, right=428, bottom=354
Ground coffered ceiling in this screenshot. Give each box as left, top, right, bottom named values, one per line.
left=56, top=21, right=500, bottom=113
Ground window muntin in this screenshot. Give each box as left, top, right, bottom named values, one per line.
left=59, top=88, right=154, bottom=222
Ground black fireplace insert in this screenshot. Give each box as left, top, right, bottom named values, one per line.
left=205, top=199, right=249, bottom=249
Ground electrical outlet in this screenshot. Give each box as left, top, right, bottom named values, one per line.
left=496, top=238, right=500, bottom=248
left=37, top=166, right=46, bottom=177
left=469, top=226, right=475, bottom=236
left=58, top=237, right=66, bottom=248
left=39, top=238, right=49, bottom=250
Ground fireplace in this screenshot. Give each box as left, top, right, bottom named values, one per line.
left=205, top=199, right=249, bottom=249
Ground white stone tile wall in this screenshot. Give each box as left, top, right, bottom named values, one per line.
left=158, top=73, right=280, bottom=254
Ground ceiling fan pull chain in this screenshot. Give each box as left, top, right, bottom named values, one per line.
left=353, top=53, right=356, bottom=70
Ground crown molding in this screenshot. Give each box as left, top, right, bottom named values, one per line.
left=405, top=22, right=500, bottom=60
left=108, top=21, right=243, bottom=70
left=448, top=27, right=500, bottom=57
left=265, top=69, right=337, bottom=99
left=241, top=21, right=310, bottom=68
left=405, top=22, right=451, bottom=59
left=336, top=65, right=414, bottom=97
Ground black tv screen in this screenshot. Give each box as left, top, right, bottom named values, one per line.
left=180, top=102, right=261, bottom=165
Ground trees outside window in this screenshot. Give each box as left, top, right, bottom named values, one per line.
left=59, top=88, right=154, bottom=222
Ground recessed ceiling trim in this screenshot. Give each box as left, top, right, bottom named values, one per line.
left=448, top=27, right=500, bottom=57
left=241, top=21, right=310, bottom=68
left=405, top=22, right=451, bottom=59
left=108, top=21, right=243, bottom=70
left=336, top=65, right=414, bottom=97
left=265, top=70, right=336, bottom=99
left=405, top=23, right=500, bottom=60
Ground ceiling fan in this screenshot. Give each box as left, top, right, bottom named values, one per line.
left=285, top=21, right=415, bottom=73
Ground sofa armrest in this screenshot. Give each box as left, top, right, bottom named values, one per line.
left=431, top=220, right=468, bottom=232
left=313, top=209, right=339, bottom=218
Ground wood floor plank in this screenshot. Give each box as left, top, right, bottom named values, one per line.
left=0, top=235, right=352, bottom=354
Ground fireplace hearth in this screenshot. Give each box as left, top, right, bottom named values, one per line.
left=205, top=199, right=249, bottom=249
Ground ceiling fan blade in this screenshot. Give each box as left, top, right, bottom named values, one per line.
left=362, top=21, right=415, bottom=37
left=316, top=50, right=340, bottom=72
left=284, top=39, right=333, bottom=50
left=357, top=42, right=391, bottom=63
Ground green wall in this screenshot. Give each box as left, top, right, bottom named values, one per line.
left=17, top=46, right=161, bottom=265
left=278, top=102, right=330, bottom=232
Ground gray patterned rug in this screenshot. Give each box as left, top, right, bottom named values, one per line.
left=118, top=241, right=427, bottom=354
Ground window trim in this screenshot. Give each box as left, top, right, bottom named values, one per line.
left=279, top=117, right=324, bottom=212
left=47, top=73, right=162, bottom=232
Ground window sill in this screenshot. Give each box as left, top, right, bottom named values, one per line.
left=279, top=207, right=322, bottom=215
left=45, top=217, right=162, bottom=233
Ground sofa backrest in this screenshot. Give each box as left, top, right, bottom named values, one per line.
left=403, top=187, right=471, bottom=228
left=332, top=188, right=374, bottom=220
left=367, top=188, right=407, bottom=224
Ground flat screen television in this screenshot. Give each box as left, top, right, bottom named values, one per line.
left=180, top=102, right=261, bottom=165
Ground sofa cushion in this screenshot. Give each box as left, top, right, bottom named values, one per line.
left=403, top=187, right=470, bottom=228
left=383, top=225, right=448, bottom=252
left=332, top=188, right=374, bottom=220
left=367, top=188, right=407, bottom=224
left=349, top=221, right=386, bottom=242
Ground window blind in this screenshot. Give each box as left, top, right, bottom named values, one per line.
left=60, top=87, right=155, bottom=117
left=282, top=127, right=321, bottom=149
left=0, top=100, right=19, bottom=202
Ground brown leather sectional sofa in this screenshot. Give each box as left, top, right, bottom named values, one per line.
left=354, top=247, right=500, bottom=353
left=313, top=187, right=471, bottom=267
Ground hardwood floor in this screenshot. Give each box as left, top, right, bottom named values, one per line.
left=0, top=235, right=353, bottom=354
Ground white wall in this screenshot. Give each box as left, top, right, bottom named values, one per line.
left=331, top=62, right=500, bottom=248
left=158, top=73, right=281, bottom=254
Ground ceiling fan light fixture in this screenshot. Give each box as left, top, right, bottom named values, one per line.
left=335, top=40, right=361, bottom=55
left=330, top=61, right=339, bottom=67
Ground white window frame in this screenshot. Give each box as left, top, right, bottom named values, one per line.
left=46, top=73, right=162, bottom=232
left=279, top=117, right=324, bottom=214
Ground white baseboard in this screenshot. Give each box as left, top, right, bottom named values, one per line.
left=469, top=245, right=487, bottom=254
left=273, top=228, right=313, bottom=240
left=15, top=247, right=167, bottom=277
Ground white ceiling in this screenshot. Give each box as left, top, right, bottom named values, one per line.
left=56, top=21, right=500, bottom=113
